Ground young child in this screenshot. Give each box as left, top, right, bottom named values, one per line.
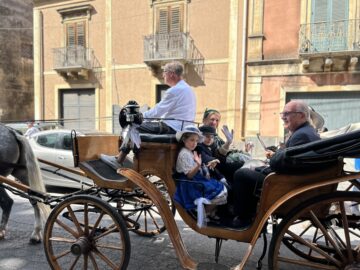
left=197, top=125, right=229, bottom=188
left=174, top=125, right=227, bottom=227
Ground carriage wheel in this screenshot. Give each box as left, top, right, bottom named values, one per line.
left=118, top=174, right=176, bottom=237
left=269, top=191, right=360, bottom=270
left=44, top=195, right=131, bottom=270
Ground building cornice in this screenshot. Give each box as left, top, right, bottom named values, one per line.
left=247, top=58, right=301, bottom=66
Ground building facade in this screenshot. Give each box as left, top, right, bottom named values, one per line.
left=33, top=0, right=247, bottom=137
left=245, top=0, right=360, bottom=148
left=0, top=0, right=34, bottom=122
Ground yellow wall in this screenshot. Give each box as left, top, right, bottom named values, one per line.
left=34, top=0, right=246, bottom=140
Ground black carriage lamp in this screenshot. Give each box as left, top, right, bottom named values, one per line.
left=119, top=100, right=143, bottom=128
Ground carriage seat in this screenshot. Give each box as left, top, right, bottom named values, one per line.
left=79, top=160, right=133, bottom=189
left=140, top=133, right=177, bottom=144
left=73, top=134, right=134, bottom=189
left=80, top=160, right=126, bottom=181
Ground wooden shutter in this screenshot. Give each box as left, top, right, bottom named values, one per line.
left=312, top=0, right=328, bottom=23
left=332, top=0, right=348, bottom=21
left=312, top=0, right=348, bottom=23
left=76, top=22, right=85, bottom=47
left=67, top=24, right=76, bottom=47
left=170, top=6, right=182, bottom=33
left=158, top=8, right=169, bottom=34
left=156, top=5, right=183, bottom=34
left=66, top=21, right=86, bottom=47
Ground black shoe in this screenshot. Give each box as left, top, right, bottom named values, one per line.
left=231, top=216, right=251, bottom=229
left=226, top=204, right=236, bottom=216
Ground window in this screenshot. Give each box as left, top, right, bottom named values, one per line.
left=311, top=0, right=349, bottom=52
left=156, top=84, right=169, bottom=103
left=59, top=134, right=73, bottom=150
left=66, top=21, right=86, bottom=48
left=155, top=3, right=185, bottom=57
left=157, top=5, right=183, bottom=34
left=57, top=5, right=92, bottom=48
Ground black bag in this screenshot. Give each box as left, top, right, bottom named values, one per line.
left=270, top=129, right=360, bottom=174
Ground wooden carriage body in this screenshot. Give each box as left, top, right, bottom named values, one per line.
left=70, top=133, right=360, bottom=269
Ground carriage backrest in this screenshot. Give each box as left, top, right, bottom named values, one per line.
left=72, top=134, right=121, bottom=167
left=259, top=161, right=343, bottom=217
left=270, top=129, right=360, bottom=174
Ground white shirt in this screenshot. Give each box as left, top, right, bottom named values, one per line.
left=24, top=127, right=39, bottom=138
left=176, top=147, right=196, bottom=174
left=143, top=80, right=196, bottom=131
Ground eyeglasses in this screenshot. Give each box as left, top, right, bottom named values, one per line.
left=280, top=111, right=302, bottom=117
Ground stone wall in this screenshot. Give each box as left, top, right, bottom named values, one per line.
left=0, top=0, right=33, bottom=122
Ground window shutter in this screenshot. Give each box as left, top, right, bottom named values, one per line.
left=156, top=5, right=183, bottom=34
left=312, top=0, right=328, bottom=23
left=158, top=8, right=168, bottom=34
left=67, top=24, right=76, bottom=47
left=170, top=6, right=181, bottom=33
left=332, top=0, right=348, bottom=21
left=77, top=22, right=85, bottom=47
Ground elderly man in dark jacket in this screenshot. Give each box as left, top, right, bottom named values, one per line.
left=231, top=100, right=320, bottom=228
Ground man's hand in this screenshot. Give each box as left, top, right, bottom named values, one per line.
left=265, top=150, right=275, bottom=159
left=245, top=141, right=254, bottom=153
left=221, top=125, right=234, bottom=144
left=207, top=159, right=220, bottom=170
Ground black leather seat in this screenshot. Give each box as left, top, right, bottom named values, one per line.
left=140, top=134, right=177, bottom=144
left=270, top=129, right=360, bottom=174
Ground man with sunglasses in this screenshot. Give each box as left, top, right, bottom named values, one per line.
left=231, top=100, right=320, bottom=228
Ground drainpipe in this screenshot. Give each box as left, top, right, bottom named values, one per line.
left=33, top=9, right=44, bottom=121
left=240, top=0, right=249, bottom=139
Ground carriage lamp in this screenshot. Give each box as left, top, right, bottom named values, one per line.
left=119, top=100, right=144, bottom=128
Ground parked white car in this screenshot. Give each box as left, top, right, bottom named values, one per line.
left=28, top=129, right=93, bottom=190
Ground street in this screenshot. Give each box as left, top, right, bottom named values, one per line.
left=0, top=192, right=269, bottom=270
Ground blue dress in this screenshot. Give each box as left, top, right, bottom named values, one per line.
left=174, top=148, right=225, bottom=210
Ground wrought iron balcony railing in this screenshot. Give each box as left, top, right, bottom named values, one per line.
left=299, top=19, right=360, bottom=54
left=53, top=46, right=94, bottom=71
left=144, top=32, right=204, bottom=81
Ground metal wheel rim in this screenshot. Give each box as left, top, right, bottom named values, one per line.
left=269, top=191, right=360, bottom=270
left=43, top=195, right=131, bottom=270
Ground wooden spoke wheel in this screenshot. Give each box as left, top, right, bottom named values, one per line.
left=269, top=191, right=360, bottom=270
left=44, top=195, right=131, bottom=270
left=118, top=174, right=176, bottom=237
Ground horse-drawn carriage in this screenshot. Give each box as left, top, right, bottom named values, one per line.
left=0, top=119, right=360, bottom=269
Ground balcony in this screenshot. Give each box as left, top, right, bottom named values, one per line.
left=299, top=20, right=360, bottom=72
left=144, top=32, right=205, bottom=82
left=53, top=46, right=95, bottom=79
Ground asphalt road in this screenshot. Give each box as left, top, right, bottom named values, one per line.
left=0, top=191, right=272, bottom=270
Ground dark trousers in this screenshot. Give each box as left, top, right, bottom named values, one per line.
left=217, top=161, right=244, bottom=184
left=232, top=168, right=266, bottom=219
left=120, top=122, right=175, bottom=154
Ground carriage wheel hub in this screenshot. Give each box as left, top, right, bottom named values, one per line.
left=71, top=236, right=92, bottom=255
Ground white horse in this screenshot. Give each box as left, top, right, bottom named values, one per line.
left=0, top=124, right=50, bottom=243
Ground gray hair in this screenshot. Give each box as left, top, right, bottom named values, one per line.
left=292, top=100, right=311, bottom=122
left=163, top=61, right=184, bottom=77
